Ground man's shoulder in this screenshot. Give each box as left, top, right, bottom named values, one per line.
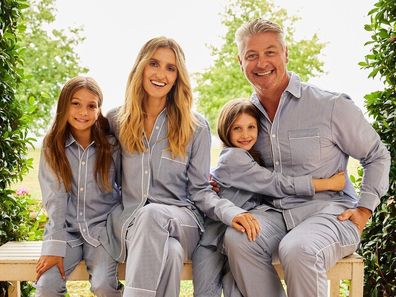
left=300, top=82, right=352, bottom=103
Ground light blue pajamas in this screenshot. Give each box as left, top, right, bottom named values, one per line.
left=36, top=242, right=121, bottom=297
left=223, top=73, right=390, bottom=297
left=193, top=147, right=314, bottom=297
left=35, top=135, right=122, bottom=297
left=101, top=109, right=246, bottom=297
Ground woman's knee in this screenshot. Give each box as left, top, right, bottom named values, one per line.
left=134, top=204, right=168, bottom=226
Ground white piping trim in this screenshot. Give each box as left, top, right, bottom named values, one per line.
left=124, top=286, right=156, bottom=293
left=180, top=224, right=199, bottom=228
left=313, top=240, right=359, bottom=296
left=360, top=191, right=378, bottom=198
left=46, top=239, right=66, bottom=243
left=77, top=147, right=82, bottom=221
left=289, top=136, right=320, bottom=140
left=161, top=156, right=187, bottom=165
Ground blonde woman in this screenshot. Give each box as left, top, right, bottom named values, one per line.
left=100, top=37, right=259, bottom=297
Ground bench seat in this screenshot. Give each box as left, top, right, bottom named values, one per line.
left=0, top=241, right=364, bottom=297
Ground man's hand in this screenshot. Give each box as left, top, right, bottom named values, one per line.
left=36, top=255, right=65, bottom=282
left=232, top=212, right=261, bottom=241
left=337, top=207, right=372, bottom=235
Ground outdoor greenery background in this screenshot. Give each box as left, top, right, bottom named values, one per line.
left=1, top=0, right=394, bottom=296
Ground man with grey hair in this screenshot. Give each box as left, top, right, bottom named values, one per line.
left=222, top=18, right=390, bottom=297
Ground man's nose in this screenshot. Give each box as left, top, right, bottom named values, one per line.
left=257, top=54, right=267, bottom=68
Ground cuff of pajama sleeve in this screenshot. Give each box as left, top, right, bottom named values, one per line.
left=41, top=240, right=67, bottom=257
left=357, top=191, right=380, bottom=212
left=293, top=175, right=314, bottom=196
left=222, top=206, right=246, bottom=226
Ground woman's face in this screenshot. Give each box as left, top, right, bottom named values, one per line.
left=229, top=112, right=258, bottom=151
left=143, top=47, right=178, bottom=101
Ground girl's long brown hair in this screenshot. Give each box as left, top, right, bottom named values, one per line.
left=118, top=36, right=197, bottom=157
left=43, top=76, right=114, bottom=192
left=217, top=98, right=264, bottom=165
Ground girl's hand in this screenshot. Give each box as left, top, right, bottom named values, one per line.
left=209, top=176, right=220, bottom=193
left=327, top=171, right=346, bottom=191
left=312, top=172, right=345, bottom=192
left=232, top=212, right=261, bottom=241
left=36, top=255, right=65, bottom=282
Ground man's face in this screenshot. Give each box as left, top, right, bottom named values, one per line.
left=238, top=32, right=289, bottom=97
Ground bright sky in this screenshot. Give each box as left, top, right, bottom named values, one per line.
left=55, top=0, right=382, bottom=114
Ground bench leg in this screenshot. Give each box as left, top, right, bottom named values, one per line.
left=349, top=262, right=364, bottom=297
left=8, top=281, right=21, bottom=297
left=329, top=280, right=340, bottom=297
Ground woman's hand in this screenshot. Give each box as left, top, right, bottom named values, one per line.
left=36, top=255, right=65, bottom=282
left=232, top=212, right=261, bottom=241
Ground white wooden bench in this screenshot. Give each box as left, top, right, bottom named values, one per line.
left=0, top=241, right=364, bottom=297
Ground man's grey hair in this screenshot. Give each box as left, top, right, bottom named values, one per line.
left=235, top=18, right=285, bottom=54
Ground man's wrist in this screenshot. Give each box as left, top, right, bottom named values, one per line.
left=357, top=207, right=372, bottom=217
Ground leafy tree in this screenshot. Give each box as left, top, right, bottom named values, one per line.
left=359, top=0, right=395, bottom=296
left=0, top=0, right=35, bottom=294
left=195, top=0, right=325, bottom=130
left=16, top=0, right=87, bottom=134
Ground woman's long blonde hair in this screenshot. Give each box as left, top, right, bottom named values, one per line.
left=43, top=76, right=114, bottom=192
left=118, top=36, right=197, bottom=157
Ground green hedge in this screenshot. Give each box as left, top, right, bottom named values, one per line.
left=0, top=0, right=36, bottom=295
left=359, top=0, right=396, bottom=296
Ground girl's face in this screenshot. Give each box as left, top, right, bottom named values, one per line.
left=67, top=88, right=100, bottom=136
left=229, top=113, right=258, bottom=151
left=143, top=47, right=178, bottom=101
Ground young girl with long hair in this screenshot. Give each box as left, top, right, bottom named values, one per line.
left=192, top=98, right=345, bottom=297
left=101, top=37, right=259, bottom=297
left=35, top=76, right=122, bottom=297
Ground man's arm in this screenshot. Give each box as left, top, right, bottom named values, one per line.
left=331, top=95, right=391, bottom=231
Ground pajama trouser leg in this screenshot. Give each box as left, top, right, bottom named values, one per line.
left=223, top=209, right=287, bottom=297
left=35, top=244, right=83, bottom=297
left=83, top=243, right=123, bottom=297
left=192, top=244, right=226, bottom=297
left=192, top=244, right=243, bottom=297
left=278, top=213, right=360, bottom=297
left=123, top=203, right=200, bottom=297
left=222, top=261, right=243, bottom=297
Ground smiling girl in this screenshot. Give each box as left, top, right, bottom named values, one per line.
left=192, top=98, right=345, bottom=297
left=35, top=76, right=122, bottom=296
